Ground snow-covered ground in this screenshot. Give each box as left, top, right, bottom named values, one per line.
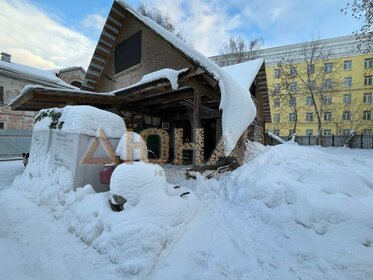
left=1, top=144, right=373, bottom=279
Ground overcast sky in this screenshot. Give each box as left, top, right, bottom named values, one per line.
left=0, top=0, right=361, bottom=70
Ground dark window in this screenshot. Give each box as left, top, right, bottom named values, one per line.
left=0, top=86, right=4, bottom=105
left=0, top=123, right=3, bottom=129
left=115, top=31, right=142, bottom=74
left=71, top=81, right=82, bottom=88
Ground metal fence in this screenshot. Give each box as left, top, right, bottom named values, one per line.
left=0, top=129, right=32, bottom=159
left=266, top=134, right=373, bottom=149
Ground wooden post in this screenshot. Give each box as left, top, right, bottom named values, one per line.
left=192, top=89, right=201, bottom=169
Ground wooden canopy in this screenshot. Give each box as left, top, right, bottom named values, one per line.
left=11, top=68, right=222, bottom=119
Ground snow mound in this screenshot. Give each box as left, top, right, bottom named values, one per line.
left=14, top=160, right=198, bottom=279
left=110, top=162, right=165, bottom=206
left=33, top=105, right=126, bottom=138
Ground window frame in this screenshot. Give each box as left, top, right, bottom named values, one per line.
left=306, top=112, right=314, bottom=122
left=363, top=110, right=372, bottom=121
left=364, top=75, right=373, bottom=86
left=343, top=93, right=352, bottom=104
left=324, top=112, right=332, bottom=122
left=306, top=96, right=314, bottom=106
left=343, top=111, right=352, bottom=121
left=364, top=58, right=373, bottom=69
left=289, top=112, right=297, bottom=122
left=364, top=93, right=372, bottom=104
left=343, top=60, right=352, bottom=70
left=274, top=113, right=281, bottom=123
left=343, top=77, right=352, bottom=88
left=324, top=62, right=333, bottom=73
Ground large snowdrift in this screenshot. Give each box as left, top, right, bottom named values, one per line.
left=11, top=143, right=373, bottom=279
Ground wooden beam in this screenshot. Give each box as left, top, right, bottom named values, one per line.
left=192, top=89, right=201, bottom=169
left=137, top=90, right=193, bottom=106
left=127, top=86, right=192, bottom=102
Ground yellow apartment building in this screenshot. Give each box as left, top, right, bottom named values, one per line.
left=211, top=35, right=373, bottom=137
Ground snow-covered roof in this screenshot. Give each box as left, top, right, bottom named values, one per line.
left=0, top=60, right=76, bottom=89
left=33, top=105, right=125, bottom=138
left=111, top=68, right=188, bottom=94
left=116, top=0, right=257, bottom=155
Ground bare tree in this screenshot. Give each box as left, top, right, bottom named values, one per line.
left=274, top=39, right=344, bottom=144
left=341, top=0, right=373, bottom=53
left=275, top=61, right=302, bottom=136
left=137, top=2, right=189, bottom=43
left=219, top=36, right=263, bottom=66
left=328, top=98, right=371, bottom=147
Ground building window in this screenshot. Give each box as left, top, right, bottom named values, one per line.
left=364, top=93, right=372, bottom=103
left=309, top=80, right=316, bottom=90
left=364, top=75, right=373, bottom=86
left=324, top=63, right=333, bottom=73
left=363, top=129, right=372, bottom=135
left=289, top=97, right=297, bottom=107
left=324, top=112, right=332, bottom=122
left=0, top=122, right=3, bottom=129
left=274, top=69, right=281, bottom=78
left=324, top=79, right=333, bottom=89
left=343, top=111, right=352, bottom=121
left=273, top=130, right=280, bottom=136
left=306, top=96, right=314, bottom=106
left=274, top=114, right=280, bottom=123
left=343, top=94, right=352, bottom=104
left=0, top=86, right=3, bottom=105
left=344, top=60, right=352, bottom=70
left=306, top=112, right=313, bottom=122
left=274, top=99, right=280, bottom=108
left=342, top=129, right=351, bottom=136
left=363, top=111, right=371, bottom=121
left=323, top=129, right=332, bottom=136
left=344, top=77, right=352, bottom=88
left=323, top=95, right=332, bottom=105
left=289, top=82, right=298, bottom=92
left=289, top=113, right=297, bottom=122
left=306, top=129, right=313, bottom=136
left=290, top=67, right=297, bottom=77
left=115, top=31, right=142, bottom=74
left=364, top=58, right=373, bottom=69
left=289, top=129, right=294, bottom=136
left=307, top=64, right=314, bottom=74
left=274, top=83, right=281, bottom=93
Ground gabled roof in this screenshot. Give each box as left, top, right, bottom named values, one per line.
left=82, top=0, right=261, bottom=155
left=0, top=60, right=76, bottom=89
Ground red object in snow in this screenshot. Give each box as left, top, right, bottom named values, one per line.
left=100, top=165, right=116, bottom=184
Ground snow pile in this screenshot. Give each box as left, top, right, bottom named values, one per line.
left=117, top=0, right=257, bottom=155
left=14, top=159, right=198, bottom=279
left=10, top=140, right=373, bottom=279
left=113, top=68, right=188, bottom=92
left=115, top=132, right=147, bottom=161
left=34, top=105, right=125, bottom=138
left=0, top=60, right=75, bottom=89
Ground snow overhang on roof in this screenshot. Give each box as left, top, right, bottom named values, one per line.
left=0, top=60, right=77, bottom=89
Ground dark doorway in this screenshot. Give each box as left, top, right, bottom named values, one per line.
left=202, top=119, right=217, bottom=160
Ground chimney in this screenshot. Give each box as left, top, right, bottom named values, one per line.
left=1, top=52, right=11, bottom=63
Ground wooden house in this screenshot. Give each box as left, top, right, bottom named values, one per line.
left=11, top=0, right=271, bottom=169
